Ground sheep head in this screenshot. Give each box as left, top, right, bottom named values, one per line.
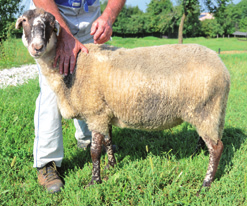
left=16, top=8, right=60, bottom=59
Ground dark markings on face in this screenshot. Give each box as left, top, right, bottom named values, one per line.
left=21, top=8, right=56, bottom=46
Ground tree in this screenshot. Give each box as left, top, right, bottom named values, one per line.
left=215, top=3, right=240, bottom=35
left=0, top=0, right=23, bottom=40
left=180, top=3, right=201, bottom=38
left=237, top=0, right=247, bottom=18
left=111, top=4, right=144, bottom=37
left=200, top=19, right=224, bottom=37
left=232, top=0, right=247, bottom=32
left=178, top=0, right=198, bottom=43
left=125, top=14, right=145, bottom=35
left=146, top=0, right=175, bottom=36
left=178, top=0, right=230, bottom=44
left=238, top=17, right=247, bottom=32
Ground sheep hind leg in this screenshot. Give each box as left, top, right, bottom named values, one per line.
left=103, top=125, right=117, bottom=170
left=197, top=137, right=223, bottom=195
left=88, top=131, right=104, bottom=186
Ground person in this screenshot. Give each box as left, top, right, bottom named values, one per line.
left=30, top=0, right=126, bottom=193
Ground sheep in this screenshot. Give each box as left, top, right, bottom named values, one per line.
left=16, top=8, right=230, bottom=191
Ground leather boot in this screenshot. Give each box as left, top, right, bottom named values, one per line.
left=37, top=161, right=64, bottom=193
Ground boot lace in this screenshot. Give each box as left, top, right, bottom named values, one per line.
left=42, top=161, right=61, bottom=182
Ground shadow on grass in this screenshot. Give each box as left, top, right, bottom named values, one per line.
left=216, top=127, right=247, bottom=179
left=61, top=124, right=247, bottom=183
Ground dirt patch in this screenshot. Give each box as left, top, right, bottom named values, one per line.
left=220, top=50, right=247, bottom=54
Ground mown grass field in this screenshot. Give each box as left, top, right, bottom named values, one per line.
left=108, top=36, right=247, bottom=52
left=1, top=36, right=247, bottom=70
left=0, top=37, right=247, bottom=205
left=0, top=38, right=35, bottom=70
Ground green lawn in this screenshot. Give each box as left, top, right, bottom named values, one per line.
left=108, top=36, right=247, bottom=52
left=0, top=37, right=247, bottom=205
left=1, top=36, right=247, bottom=70
left=0, top=38, right=35, bottom=70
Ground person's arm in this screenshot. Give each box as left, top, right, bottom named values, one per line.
left=33, top=0, right=126, bottom=75
left=91, top=0, right=126, bottom=44
left=33, top=0, right=88, bottom=75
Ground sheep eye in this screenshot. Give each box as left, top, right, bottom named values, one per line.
left=23, top=19, right=26, bottom=22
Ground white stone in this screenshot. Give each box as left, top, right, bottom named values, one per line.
left=0, top=64, right=38, bottom=89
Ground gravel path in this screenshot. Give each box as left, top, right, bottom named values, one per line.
left=0, top=64, right=38, bottom=89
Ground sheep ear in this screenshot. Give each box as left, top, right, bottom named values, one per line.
left=15, top=16, right=23, bottom=29
left=54, top=20, right=60, bottom=36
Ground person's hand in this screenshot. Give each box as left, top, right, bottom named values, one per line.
left=53, top=29, right=88, bottom=75
left=90, top=15, right=113, bottom=44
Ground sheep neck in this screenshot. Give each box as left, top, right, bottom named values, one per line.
left=38, top=47, right=56, bottom=66
left=36, top=47, right=63, bottom=94
left=36, top=47, right=78, bottom=119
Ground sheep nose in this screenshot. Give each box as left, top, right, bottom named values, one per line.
left=32, top=43, right=43, bottom=51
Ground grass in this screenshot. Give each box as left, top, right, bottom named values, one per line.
left=0, top=38, right=35, bottom=70
left=108, top=36, right=247, bottom=52
left=0, top=37, right=247, bottom=205
left=1, top=36, right=247, bottom=70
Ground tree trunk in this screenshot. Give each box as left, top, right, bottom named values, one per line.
left=178, top=13, right=186, bottom=44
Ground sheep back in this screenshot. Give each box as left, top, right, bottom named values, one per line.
left=53, top=43, right=230, bottom=142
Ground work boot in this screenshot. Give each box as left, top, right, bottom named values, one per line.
left=77, top=140, right=91, bottom=150
left=37, top=161, right=64, bottom=193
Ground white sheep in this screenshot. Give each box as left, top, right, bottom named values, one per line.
left=16, top=8, right=230, bottom=191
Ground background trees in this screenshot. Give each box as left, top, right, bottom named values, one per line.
left=145, top=0, right=176, bottom=36
left=104, top=0, right=246, bottom=39
left=0, top=0, right=23, bottom=40
left=1, top=0, right=247, bottom=41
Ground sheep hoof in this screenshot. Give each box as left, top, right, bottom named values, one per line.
left=103, top=176, right=109, bottom=181
left=86, top=179, right=102, bottom=188
left=196, top=184, right=210, bottom=196
left=104, top=164, right=111, bottom=170
left=104, top=162, right=116, bottom=170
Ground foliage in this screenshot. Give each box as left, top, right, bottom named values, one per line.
left=238, top=17, right=247, bottom=32
left=213, top=3, right=240, bottom=35
left=1, top=37, right=247, bottom=205
left=204, top=0, right=247, bottom=35
left=178, top=0, right=200, bottom=43
left=98, top=0, right=247, bottom=39
left=234, top=0, right=247, bottom=32
left=0, top=0, right=23, bottom=39
left=113, top=5, right=144, bottom=36
left=200, top=19, right=224, bottom=37
left=182, top=4, right=202, bottom=37
left=145, top=0, right=176, bottom=35
left=178, top=0, right=231, bottom=43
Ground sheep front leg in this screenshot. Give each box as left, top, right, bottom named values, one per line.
left=89, top=131, right=104, bottom=185
left=103, top=125, right=117, bottom=170
left=198, top=137, right=223, bottom=194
